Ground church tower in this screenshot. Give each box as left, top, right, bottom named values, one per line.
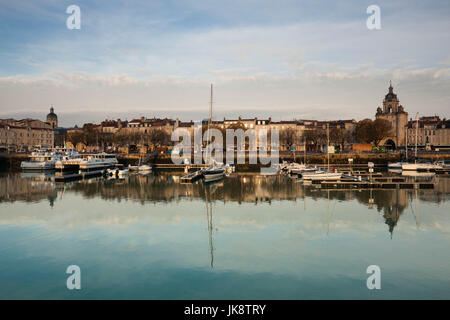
left=375, top=82, right=408, bottom=148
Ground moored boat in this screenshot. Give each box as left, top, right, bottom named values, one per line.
left=401, top=162, right=442, bottom=171
left=21, top=149, right=57, bottom=171
left=302, top=171, right=342, bottom=181
left=202, top=166, right=225, bottom=182
left=21, top=147, right=79, bottom=171
left=79, top=153, right=118, bottom=171
left=138, top=164, right=152, bottom=172
left=435, top=160, right=450, bottom=169
left=388, top=160, right=407, bottom=169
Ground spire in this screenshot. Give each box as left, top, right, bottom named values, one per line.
left=389, top=80, right=393, bottom=93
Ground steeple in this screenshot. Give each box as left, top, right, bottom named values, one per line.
left=389, top=80, right=393, bottom=94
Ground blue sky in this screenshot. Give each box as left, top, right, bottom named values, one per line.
left=0, top=0, right=449, bottom=126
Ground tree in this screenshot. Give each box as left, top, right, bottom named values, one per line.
left=372, top=118, right=392, bottom=146
left=355, top=119, right=374, bottom=144
left=355, top=119, right=392, bottom=146
left=66, top=131, right=84, bottom=147
left=329, top=127, right=345, bottom=151
left=279, top=128, right=298, bottom=151
left=303, top=128, right=326, bottom=151
left=147, top=128, right=170, bottom=149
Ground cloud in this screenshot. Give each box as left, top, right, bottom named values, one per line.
left=0, top=1, right=449, bottom=125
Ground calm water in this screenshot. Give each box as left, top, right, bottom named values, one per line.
left=0, top=171, right=449, bottom=299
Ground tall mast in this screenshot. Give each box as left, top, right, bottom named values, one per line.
left=327, top=123, right=330, bottom=172
left=206, top=84, right=213, bottom=164
left=405, top=123, right=408, bottom=159
left=209, top=83, right=213, bottom=127
left=414, top=112, right=419, bottom=163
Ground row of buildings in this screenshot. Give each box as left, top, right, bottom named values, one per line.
left=0, top=108, right=57, bottom=152
left=1, top=83, right=449, bottom=153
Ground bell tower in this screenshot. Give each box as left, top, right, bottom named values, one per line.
left=383, top=81, right=400, bottom=113
left=376, top=82, right=408, bottom=148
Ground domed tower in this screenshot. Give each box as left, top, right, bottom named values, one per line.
left=375, top=82, right=408, bottom=148
left=46, top=106, right=58, bottom=129
left=383, top=81, right=400, bottom=113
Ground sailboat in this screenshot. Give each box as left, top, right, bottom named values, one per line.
left=401, top=113, right=442, bottom=171
left=202, top=84, right=226, bottom=183
left=302, top=124, right=342, bottom=181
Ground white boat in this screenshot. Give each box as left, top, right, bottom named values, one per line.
left=388, top=161, right=406, bottom=169
left=278, top=161, right=304, bottom=174
left=292, top=167, right=318, bottom=177
left=78, top=153, right=118, bottom=171
left=21, top=147, right=79, bottom=171
left=401, top=162, right=442, bottom=171
left=21, top=149, right=58, bottom=171
left=401, top=171, right=435, bottom=178
left=202, top=166, right=226, bottom=182
left=435, top=160, right=450, bottom=169
left=302, top=171, right=342, bottom=181
left=287, top=163, right=307, bottom=174
left=138, top=165, right=152, bottom=172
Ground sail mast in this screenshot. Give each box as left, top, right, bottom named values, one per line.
left=405, top=123, right=408, bottom=159
left=327, top=123, right=330, bottom=172
left=209, top=84, right=213, bottom=127
left=206, top=84, right=213, bottom=164
left=414, top=112, right=419, bottom=163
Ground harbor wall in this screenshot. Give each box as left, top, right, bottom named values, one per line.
left=2, top=152, right=450, bottom=171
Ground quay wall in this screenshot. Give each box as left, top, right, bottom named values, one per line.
left=1, top=152, right=450, bottom=171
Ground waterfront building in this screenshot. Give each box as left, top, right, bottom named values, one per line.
left=375, top=82, right=408, bottom=148
left=406, top=116, right=450, bottom=150
left=126, top=117, right=175, bottom=135
left=100, top=119, right=127, bottom=134
left=0, top=118, right=54, bottom=152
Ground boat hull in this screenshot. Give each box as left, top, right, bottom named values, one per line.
left=388, top=162, right=403, bottom=169
left=203, top=169, right=225, bottom=182
left=303, top=172, right=342, bottom=181
left=401, top=163, right=442, bottom=171
left=21, top=161, right=55, bottom=171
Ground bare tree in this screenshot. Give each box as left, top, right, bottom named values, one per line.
left=355, top=119, right=392, bottom=146
left=279, top=128, right=298, bottom=151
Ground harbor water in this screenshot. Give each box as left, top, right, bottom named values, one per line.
left=0, top=171, right=449, bottom=299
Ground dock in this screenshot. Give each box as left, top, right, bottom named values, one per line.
left=153, top=164, right=208, bottom=171
left=318, top=181, right=435, bottom=190
left=55, top=170, right=105, bottom=182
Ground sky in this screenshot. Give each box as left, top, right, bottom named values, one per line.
left=0, top=0, right=449, bottom=127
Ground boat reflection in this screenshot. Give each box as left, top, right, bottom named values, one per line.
left=0, top=172, right=449, bottom=238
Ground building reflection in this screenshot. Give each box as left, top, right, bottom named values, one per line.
left=1, top=172, right=449, bottom=237
left=0, top=172, right=57, bottom=206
